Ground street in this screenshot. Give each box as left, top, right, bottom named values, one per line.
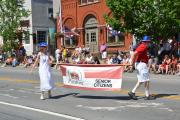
left=0, top=67, right=180, bottom=120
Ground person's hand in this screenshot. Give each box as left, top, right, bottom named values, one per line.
left=128, top=60, right=134, bottom=66
left=121, top=63, right=131, bottom=66
left=49, top=61, right=53, bottom=64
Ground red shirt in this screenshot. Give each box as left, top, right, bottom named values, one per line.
left=135, top=43, right=149, bottom=63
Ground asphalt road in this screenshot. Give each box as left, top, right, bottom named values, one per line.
left=0, top=66, right=180, bottom=120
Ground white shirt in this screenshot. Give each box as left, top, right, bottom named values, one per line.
left=55, top=49, right=60, bottom=58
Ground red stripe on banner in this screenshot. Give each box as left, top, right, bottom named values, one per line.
left=63, top=85, right=121, bottom=91
left=84, top=67, right=123, bottom=79
left=60, top=65, right=124, bottom=78
left=60, top=66, right=66, bottom=76
left=59, top=63, right=128, bottom=67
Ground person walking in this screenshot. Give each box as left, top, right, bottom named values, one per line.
left=31, top=42, right=55, bottom=100
left=128, top=36, right=156, bottom=100
left=55, top=48, right=60, bottom=69
left=100, top=42, right=107, bottom=63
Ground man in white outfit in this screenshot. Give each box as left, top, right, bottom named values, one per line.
left=128, top=36, right=156, bottom=100
left=55, top=48, right=60, bottom=69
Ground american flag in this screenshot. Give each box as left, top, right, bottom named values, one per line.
left=57, top=0, right=63, bottom=33
left=107, top=24, right=121, bottom=36
left=70, top=27, right=80, bottom=36
left=57, top=0, right=79, bottom=37
left=57, top=16, right=61, bottom=32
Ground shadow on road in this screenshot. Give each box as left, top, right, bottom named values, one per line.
left=74, top=95, right=131, bottom=100
left=154, top=93, right=178, bottom=98
left=51, top=93, right=79, bottom=99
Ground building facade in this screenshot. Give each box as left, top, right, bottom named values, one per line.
left=22, top=0, right=55, bottom=54
left=55, top=0, right=133, bottom=53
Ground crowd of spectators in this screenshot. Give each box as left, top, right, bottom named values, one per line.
left=0, top=38, right=180, bottom=76
left=0, top=45, right=36, bottom=68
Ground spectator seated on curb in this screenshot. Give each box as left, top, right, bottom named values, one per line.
left=78, top=59, right=87, bottom=64
left=157, top=55, right=171, bottom=74
left=85, top=54, right=93, bottom=64
left=106, top=55, right=113, bottom=64
left=122, top=54, right=132, bottom=72
left=148, top=55, right=159, bottom=73
left=12, top=57, right=18, bottom=67
left=1, top=57, right=13, bottom=67
left=24, top=56, right=33, bottom=68
left=72, top=54, right=80, bottom=64
left=112, top=54, right=121, bottom=64
left=176, top=57, right=180, bottom=76
left=170, top=54, right=178, bottom=75
left=92, top=56, right=101, bottom=64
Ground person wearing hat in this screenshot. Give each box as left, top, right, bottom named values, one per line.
left=31, top=42, right=55, bottom=100
left=128, top=36, right=156, bottom=100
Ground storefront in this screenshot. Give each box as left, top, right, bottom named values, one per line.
left=56, top=0, right=132, bottom=53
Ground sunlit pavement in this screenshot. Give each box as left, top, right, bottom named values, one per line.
left=0, top=66, right=179, bottom=120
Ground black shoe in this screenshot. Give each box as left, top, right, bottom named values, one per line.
left=128, top=91, right=138, bottom=100
left=144, top=95, right=156, bottom=100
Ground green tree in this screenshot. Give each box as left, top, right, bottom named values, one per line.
left=0, top=0, right=29, bottom=51
left=105, top=0, right=180, bottom=41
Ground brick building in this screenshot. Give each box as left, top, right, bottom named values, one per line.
left=55, top=0, right=132, bottom=53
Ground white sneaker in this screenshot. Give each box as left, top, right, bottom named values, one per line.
left=40, top=95, right=45, bottom=100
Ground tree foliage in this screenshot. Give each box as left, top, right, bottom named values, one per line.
left=105, top=0, right=180, bottom=41
left=0, top=0, right=29, bottom=51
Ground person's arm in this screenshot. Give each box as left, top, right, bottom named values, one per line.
left=49, top=55, right=55, bottom=65
left=130, top=51, right=138, bottom=66
left=167, top=59, right=171, bottom=65
left=30, top=53, right=40, bottom=72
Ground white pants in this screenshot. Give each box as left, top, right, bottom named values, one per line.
left=101, top=51, right=107, bottom=59
left=135, top=62, right=150, bottom=82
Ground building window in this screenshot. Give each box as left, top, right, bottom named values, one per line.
left=48, top=8, right=53, bottom=18
left=23, top=31, right=30, bottom=44
left=37, top=31, right=46, bottom=43
left=79, top=0, right=99, bottom=5
left=20, top=20, right=30, bottom=27
left=64, top=36, right=78, bottom=47
left=107, top=26, right=125, bottom=45
left=91, top=32, right=96, bottom=42
left=63, top=26, right=78, bottom=47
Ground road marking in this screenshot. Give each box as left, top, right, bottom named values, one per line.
left=77, top=101, right=173, bottom=112
left=0, top=93, right=18, bottom=99
left=0, top=77, right=64, bottom=87
left=0, top=101, right=85, bottom=120
left=0, top=77, right=180, bottom=101
left=77, top=105, right=121, bottom=111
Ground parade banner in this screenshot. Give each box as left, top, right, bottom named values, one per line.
left=60, top=64, right=124, bottom=91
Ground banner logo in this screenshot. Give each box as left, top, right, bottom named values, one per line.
left=66, top=67, right=84, bottom=85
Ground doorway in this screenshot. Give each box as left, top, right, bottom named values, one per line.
left=84, top=15, right=98, bottom=53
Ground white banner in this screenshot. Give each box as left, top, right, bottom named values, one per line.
left=60, top=64, right=124, bottom=91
